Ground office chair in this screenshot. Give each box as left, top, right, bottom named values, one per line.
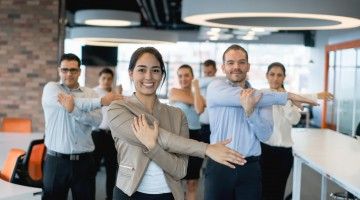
left=1, top=117, right=32, bottom=133
left=329, top=122, right=360, bottom=200
left=355, top=122, right=360, bottom=139
left=15, top=139, right=46, bottom=188
left=0, top=148, right=26, bottom=182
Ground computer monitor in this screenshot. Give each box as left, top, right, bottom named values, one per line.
left=81, top=45, right=118, bottom=66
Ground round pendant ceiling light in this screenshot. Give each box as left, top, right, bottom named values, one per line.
left=68, top=27, right=178, bottom=46
left=182, top=0, right=360, bottom=30
left=75, top=9, right=141, bottom=27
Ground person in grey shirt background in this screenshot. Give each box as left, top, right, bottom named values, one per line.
left=92, top=68, right=119, bottom=200
left=197, top=59, right=217, bottom=144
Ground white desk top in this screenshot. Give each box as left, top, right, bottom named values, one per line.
left=0, top=179, right=41, bottom=200
left=0, top=132, right=44, bottom=200
left=292, top=128, right=360, bottom=197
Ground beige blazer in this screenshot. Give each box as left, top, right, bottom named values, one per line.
left=107, top=94, right=208, bottom=200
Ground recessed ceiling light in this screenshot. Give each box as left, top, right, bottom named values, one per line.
left=75, top=10, right=141, bottom=27
left=209, top=28, right=221, bottom=33
left=84, top=19, right=132, bottom=27
left=209, top=36, right=219, bottom=41
left=206, top=31, right=219, bottom=36
left=247, top=31, right=256, bottom=36
left=252, top=28, right=266, bottom=32
left=238, top=35, right=259, bottom=40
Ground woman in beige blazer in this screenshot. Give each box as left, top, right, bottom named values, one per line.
left=107, top=47, right=246, bottom=200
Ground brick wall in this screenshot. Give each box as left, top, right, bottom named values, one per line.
left=0, top=0, right=59, bottom=132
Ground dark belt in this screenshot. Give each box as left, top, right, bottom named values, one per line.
left=93, top=129, right=111, bottom=134
left=245, top=156, right=260, bottom=163
left=47, top=149, right=92, bottom=161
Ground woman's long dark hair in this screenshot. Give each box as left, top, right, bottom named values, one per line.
left=267, top=62, right=286, bottom=90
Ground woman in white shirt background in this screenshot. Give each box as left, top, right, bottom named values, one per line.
left=260, top=62, right=333, bottom=200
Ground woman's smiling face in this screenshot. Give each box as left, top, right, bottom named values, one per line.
left=129, top=53, right=163, bottom=96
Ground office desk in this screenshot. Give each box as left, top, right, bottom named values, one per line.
left=0, top=132, right=43, bottom=200
left=0, top=179, right=41, bottom=200
left=292, top=128, right=360, bottom=200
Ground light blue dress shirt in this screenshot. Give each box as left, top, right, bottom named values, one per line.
left=206, top=79, right=288, bottom=157
left=198, top=76, right=223, bottom=124
left=42, top=82, right=102, bottom=154
left=93, top=86, right=111, bottom=130
left=198, top=76, right=251, bottom=125
left=171, top=101, right=201, bottom=130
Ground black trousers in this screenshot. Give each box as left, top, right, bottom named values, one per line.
left=200, top=124, right=211, bottom=144
left=204, top=157, right=262, bottom=200
left=42, top=153, right=96, bottom=200
left=260, top=143, right=293, bottom=200
left=113, top=187, right=174, bottom=200
left=184, top=129, right=204, bottom=180
left=92, top=129, right=118, bottom=200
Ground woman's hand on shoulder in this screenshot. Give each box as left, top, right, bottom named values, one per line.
left=131, top=114, right=159, bottom=150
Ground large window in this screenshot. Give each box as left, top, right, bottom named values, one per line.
left=64, top=40, right=312, bottom=98
left=324, top=40, right=360, bottom=136
left=116, top=42, right=312, bottom=98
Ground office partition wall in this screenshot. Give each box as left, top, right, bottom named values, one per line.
left=324, top=40, right=360, bottom=137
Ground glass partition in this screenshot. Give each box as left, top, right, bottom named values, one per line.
left=325, top=40, right=360, bottom=136
left=354, top=48, right=360, bottom=135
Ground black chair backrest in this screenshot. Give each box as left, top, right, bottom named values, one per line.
left=356, top=122, right=360, bottom=137
left=13, top=139, right=45, bottom=188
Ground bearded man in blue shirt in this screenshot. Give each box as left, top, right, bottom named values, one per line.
left=204, top=44, right=317, bottom=200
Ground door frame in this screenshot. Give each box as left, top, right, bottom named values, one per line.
left=323, top=39, right=360, bottom=128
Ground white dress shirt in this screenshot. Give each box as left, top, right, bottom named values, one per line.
left=42, top=82, right=102, bottom=154
left=264, top=99, right=301, bottom=147
left=263, top=90, right=316, bottom=147
left=93, top=86, right=110, bottom=130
